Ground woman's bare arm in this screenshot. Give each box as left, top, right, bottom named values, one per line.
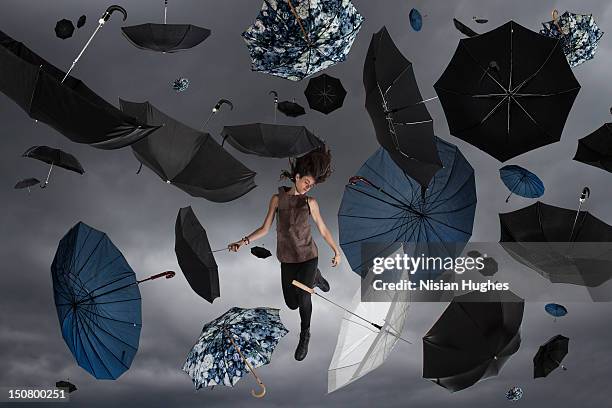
left=228, top=194, right=278, bottom=251
left=309, top=198, right=341, bottom=267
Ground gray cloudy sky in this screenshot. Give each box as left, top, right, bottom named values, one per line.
left=1, top=0, right=612, bottom=407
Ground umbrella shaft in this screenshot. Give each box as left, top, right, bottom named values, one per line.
left=62, top=22, right=104, bottom=84
left=223, top=328, right=264, bottom=387
left=164, top=0, right=168, bottom=24
left=43, top=163, right=54, bottom=187
left=202, top=111, right=215, bottom=130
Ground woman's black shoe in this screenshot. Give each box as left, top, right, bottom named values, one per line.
left=315, top=269, right=330, bottom=292
left=294, top=330, right=310, bottom=361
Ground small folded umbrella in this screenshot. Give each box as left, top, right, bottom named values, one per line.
left=506, top=386, right=524, bottom=401
left=251, top=246, right=272, bottom=259
left=77, top=15, right=87, bottom=29
left=55, top=19, right=75, bottom=39
left=55, top=380, right=77, bottom=393
left=175, top=207, right=220, bottom=303
left=453, top=18, right=479, bottom=37
left=573, top=123, right=612, bottom=173
left=182, top=307, right=289, bottom=398
left=499, top=165, right=545, bottom=202
left=221, top=124, right=324, bottom=158
left=473, top=17, right=488, bottom=24
left=122, top=0, right=211, bottom=53
left=409, top=9, right=423, bottom=31
left=545, top=303, right=568, bottom=319
left=534, top=335, right=569, bottom=378
left=14, top=177, right=41, bottom=192
left=304, top=74, right=346, bottom=115
left=277, top=100, right=306, bottom=118
left=22, top=146, right=84, bottom=188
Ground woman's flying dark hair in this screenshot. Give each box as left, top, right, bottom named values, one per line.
left=280, top=146, right=332, bottom=184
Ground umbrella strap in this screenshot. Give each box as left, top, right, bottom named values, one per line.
left=287, top=0, right=312, bottom=46
left=223, top=328, right=266, bottom=398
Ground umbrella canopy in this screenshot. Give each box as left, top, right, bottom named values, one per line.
left=251, top=246, right=272, bottom=259
left=364, top=27, right=442, bottom=190
left=434, top=21, right=581, bottom=162
left=277, top=100, right=306, bottom=117
left=242, top=0, right=364, bottom=81
left=120, top=100, right=256, bottom=202
left=0, top=30, right=160, bottom=149
left=182, top=307, right=288, bottom=395
left=175, top=207, right=220, bottom=303
left=55, top=380, right=77, bottom=393
left=540, top=11, right=604, bottom=67
left=23, top=146, right=84, bottom=175
left=453, top=18, right=479, bottom=37
left=304, top=73, right=346, bottom=114
left=51, top=222, right=142, bottom=380
left=77, top=15, right=87, bottom=28
left=534, top=334, right=569, bottom=378
left=221, top=123, right=324, bottom=158
left=409, top=9, right=423, bottom=31
left=339, top=137, right=476, bottom=277
left=122, top=24, right=211, bottom=53
left=422, top=290, right=525, bottom=392
left=545, top=303, right=568, bottom=318
left=14, top=177, right=41, bottom=190
left=499, top=164, right=545, bottom=202
left=573, top=123, right=612, bottom=173
left=500, top=201, right=612, bottom=287
left=506, top=386, right=524, bottom=401
left=328, top=282, right=409, bottom=393
left=55, top=19, right=75, bottom=39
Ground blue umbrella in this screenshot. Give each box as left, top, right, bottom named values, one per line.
left=545, top=303, right=568, bottom=319
left=242, top=0, right=364, bottom=81
left=183, top=307, right=288, bottom=398
left=338, top=137, right=477, bottom=277
left=409, top=8, right=423, bottom=31
left=499, top=165, right=545, bottom=203
left=51, top=222, right=175, bottom=379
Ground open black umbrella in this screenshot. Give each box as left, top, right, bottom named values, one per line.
left=304, top=73, right=346, bottom=114
left=221, top=124, right=324, bottom=158
left=534, top=335, right=569, bottom=378
left=364, top=27, right=442, bottom=191
left=277, top=100, right=306, bottom=117
left=121, top=0, right=211, bottom=53
left=175, top=206, right=220, bottom=303
left=23, top=146, right=84, bottom=188
left=251, top=246, right=272, bottom=259
left=14, top=177, right=41, bottom=192
left=423, top=290, right=524, bottom=392
left=434, top=21, right=581, bottom=162
left=0, top=30, right=159, bottom=149
left=55, top=19, right=75, bottom=39
left=573, top=123, right=612, bottom=173
left=453, top=18, right=479, bottom=37
left=120, top=100, right=256, bottom=203
left=500, top=200, right=612, bottom=287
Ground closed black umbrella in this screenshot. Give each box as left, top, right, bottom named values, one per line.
left=277, top=100, right=306, bottom=117
left=500, top=201, right=612, bottom=287
left=0, top=30, right=160, bottom=149
left=364, top=27, right=442, bottom=191
left=304, top=74, right=346, bottom=114
left=435, top=21, right=580, bottom=162
left=422, top=290, right=524, bottom=392
left=120, top=100, right=256, bottom=203
left=452, top=18, right=479, bottom=37
left=534, top=335, right=569, bottom=378
left=221, top=123, right=323, bottom=158
left=573, top=123, right=612, bottom=173
left=23, top=146, right=84, bottom=188
left=251, top=246, right=272, bottom=259
left=55, top=380, right=77, bottom=393
left=175, top=206, right=220, bottom=303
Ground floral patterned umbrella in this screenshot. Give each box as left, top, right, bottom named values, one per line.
left=540, top=10, right=604, bottom=67
left=242, top=0, right=364, bottom=81
left=182, top=307, right=288, bottom=398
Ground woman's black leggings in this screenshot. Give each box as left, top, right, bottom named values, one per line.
left=281, top=257, right=318, bottom=332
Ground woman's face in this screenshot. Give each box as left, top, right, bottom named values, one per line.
left=295, top=174, right=316, bottom=194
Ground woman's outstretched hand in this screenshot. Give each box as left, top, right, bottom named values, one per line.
left=228, top=240, right=245, bottom=252
left=332, top=253, right=341, bottom=267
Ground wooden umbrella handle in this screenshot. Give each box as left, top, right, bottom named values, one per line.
left=292, top=280, right=314, bottom=294
left=223, top=329, right=267, bottom=398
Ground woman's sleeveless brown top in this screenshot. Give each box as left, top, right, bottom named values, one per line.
left=276, top=186, right=318, bottom=263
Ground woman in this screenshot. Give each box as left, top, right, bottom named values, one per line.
left=228, top=146, right=341, bottom=361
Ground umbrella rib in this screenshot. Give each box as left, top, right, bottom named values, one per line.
left=78, top=309, right=131, bottom=370
left=72, top=310, right=99, bottom=376
left=73, top=234, right=106, bottom=277
left=340, top=215, right=415, bottom=245
left=459, top=41, right=508, bottom=93
left=362, top=161, right=422, bottom=206
left=512, top=40, right=561, bottom=93
left=75, top=309, right=115, bottom=377
left=79, top=308, right=139, bottom=351
left=67, top=228, right=93, bottom=279
left=347, top=185, right=411, bottom=212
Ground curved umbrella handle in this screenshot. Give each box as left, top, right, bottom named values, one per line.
left=251, top=380, right=266, bottom=398
left=348, top=176, right=379, bottom=190
left=138, top=270, right=176, bottom=283
left=102, top=5, right=128, bottom=23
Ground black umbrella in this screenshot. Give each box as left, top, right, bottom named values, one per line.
left=0, top=30, right=160, bottom=149
left=121, top=0, right=211, bottom=53
left=55, top=19, right=75, bottom=39
left=534, top=335, right=569, bottom=378
left=453, top=18, right=479, bottom=37
left=175, top=206, right=220, bottom=303
left=77, top=15, right=87, bottom=29
left=22, top=146, right=84, bottom=188
left=55, top=380, right=77, bottom=393
left=364, top=27, right=442, bottom=191
left=277, top=100, right=306, bottom=118
left=221, top=124, right=324, bottom=158
left=251, top=246, right=272, bottom=259
left=573, top=123, right=612, bottom=173
left=423, top=290, right=524, bottom=392
left=14, top=177, right=41, bottom=192
left=500, top=200, right=612, bottom=287
left=434, top=21, right=581, bottom=162
left=120, top=100, right=256, bottom=203
left=304, top=73, right=347, bottom=114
